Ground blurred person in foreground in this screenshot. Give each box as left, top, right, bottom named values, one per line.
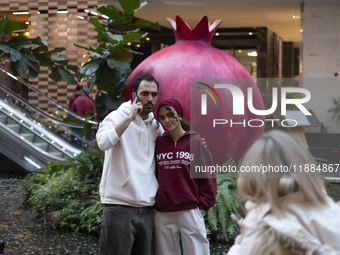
left=227, top=130, right=340, bottom=255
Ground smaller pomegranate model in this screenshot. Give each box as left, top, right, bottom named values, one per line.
left=126, top=16, right=264, bottom=164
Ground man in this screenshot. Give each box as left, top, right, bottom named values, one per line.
left=69, top=85, right=82, bottom=109
left=70, top=86, right=97, bottom=142
left=71, top=86, right=96, bottom=118
left=96, top=73, right=163, bottom=255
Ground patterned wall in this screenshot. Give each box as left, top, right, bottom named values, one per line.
left=0, top=0, right=111, bottom=112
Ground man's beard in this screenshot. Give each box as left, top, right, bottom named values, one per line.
left=141, top=103, right=154, bottom=116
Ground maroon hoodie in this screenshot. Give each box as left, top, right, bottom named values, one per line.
left=154, top=130, right=217, bottom=212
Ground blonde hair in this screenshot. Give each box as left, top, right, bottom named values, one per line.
left=238, top=130, right=327, bottom=216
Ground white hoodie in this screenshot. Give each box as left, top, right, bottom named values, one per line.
left=96, top=101, right=163, bottom=207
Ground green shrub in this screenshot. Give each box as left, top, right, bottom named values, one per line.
left=23, top=144, right=104, bottom=235
left=205, top=159, right=244, bottom=241
left=80, top=194, right=103, bottom=234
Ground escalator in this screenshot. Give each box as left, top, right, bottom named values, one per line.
left=0, top=66, right=98, bottom=173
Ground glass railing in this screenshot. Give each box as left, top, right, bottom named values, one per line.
left=0, top=66, right=97, bottom=149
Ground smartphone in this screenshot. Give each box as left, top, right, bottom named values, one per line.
left=231, top=213, right=242, bottom=232
left=131, top=92, right=140, bottom=104
left=231, top=213, right=241, bottom=223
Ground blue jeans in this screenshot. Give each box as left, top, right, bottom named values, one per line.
left=100, top=205, right=155, bottom=255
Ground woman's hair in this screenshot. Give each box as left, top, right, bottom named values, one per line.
left=238, top=130, right=327, bottom=216
left=157, top=98, right=190, bottom=131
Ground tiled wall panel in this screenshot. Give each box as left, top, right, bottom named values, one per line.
left=0, top=0, right=111, bottom=112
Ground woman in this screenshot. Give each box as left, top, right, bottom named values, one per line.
left=228, top=130, right=340, bottom=255
left=154, top=98, right=217, bottom=255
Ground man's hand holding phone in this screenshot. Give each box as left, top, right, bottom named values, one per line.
left=131, top=92, right=140, bottom=104
left=115, top=94, right=142, bottom=138
left=129, top=93, right=142, bottom=120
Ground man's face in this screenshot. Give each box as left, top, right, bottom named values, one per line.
left=137, top=80, right=158, bottom=116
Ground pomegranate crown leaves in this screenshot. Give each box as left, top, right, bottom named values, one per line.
left=167, top=15, right=222, bottom=42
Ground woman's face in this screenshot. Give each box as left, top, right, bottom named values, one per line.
left=158, top=106, right=181, bottom=132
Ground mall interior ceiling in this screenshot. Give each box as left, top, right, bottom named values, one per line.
left=134, top=0, right=302, bottom=42
left=1, top=0, right=306, bottom=42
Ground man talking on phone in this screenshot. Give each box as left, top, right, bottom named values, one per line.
left=96, top=73, right=163, bottom=255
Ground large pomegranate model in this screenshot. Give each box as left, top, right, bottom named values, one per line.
left=126, top=16, right=265, bottom=164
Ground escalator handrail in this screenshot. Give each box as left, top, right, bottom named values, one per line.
left=0, top=99, right=82, bottom=158
left=0, top=82, right=90, bottom=129
left=0, top=121, right=66, bottom=162
left=0, top=66, right=98, bottom=125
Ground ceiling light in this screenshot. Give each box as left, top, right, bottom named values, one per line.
left=247, top=51, right=258, bottom=57
left=57, top=10, right=68, bottom=14
left=162, top=1, right=203, bottom=6
left=13, top=11, right=29, bottom=15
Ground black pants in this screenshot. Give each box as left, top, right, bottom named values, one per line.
left=100, top=205, right=155, bottom=255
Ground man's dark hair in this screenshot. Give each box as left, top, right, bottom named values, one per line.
left=133, top=73, right=159, bottom=92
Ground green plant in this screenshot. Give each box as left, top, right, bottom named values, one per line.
left=80, top=194, right=103, bottom=234
left=205, top=159, right=244, bottom=241
left=328, top=96, right=340, bottom=123
left=23, top=144, right=104, bottom=234
left=0, top=15, right=78, bottom=83
left=75, top=0, right=160, bottom=118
